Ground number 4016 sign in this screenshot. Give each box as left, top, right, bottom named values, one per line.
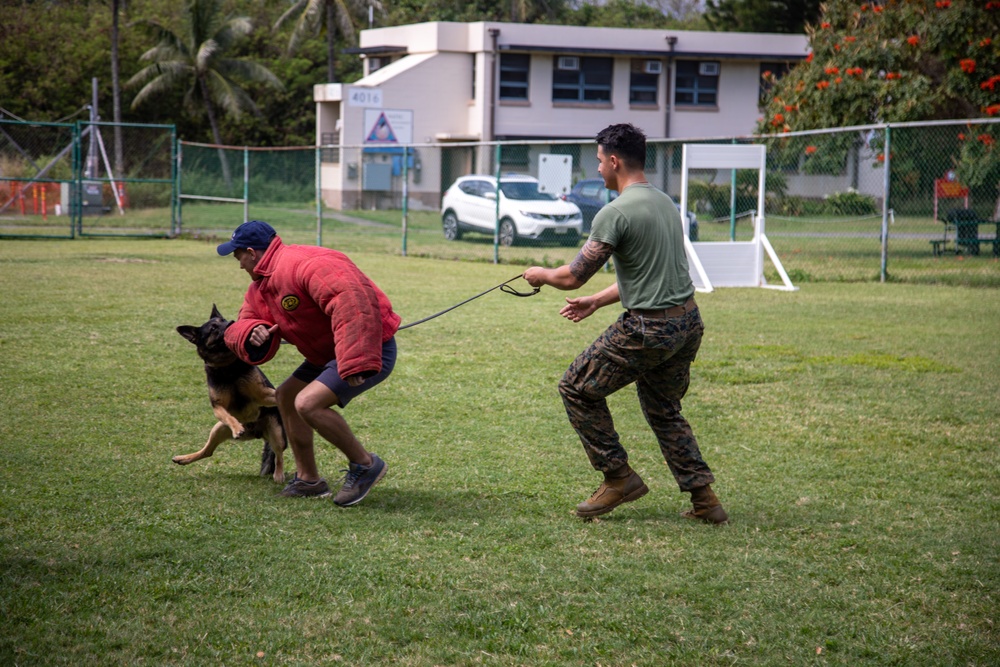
left=347, top=87, right=383, bottom=108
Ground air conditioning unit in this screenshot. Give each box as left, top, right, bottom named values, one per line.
left=557, top=56, right=580, bottom=71
left=644, top=60, right=663, bottom=75
left=699, top=61, right=720, bottom=76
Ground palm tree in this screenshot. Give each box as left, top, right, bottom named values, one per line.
left=127, top=0, right=283, bottom=185
left=274, top=0, right=383, bottom=83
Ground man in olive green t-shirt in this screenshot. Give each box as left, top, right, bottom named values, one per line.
left=524, top=123, right=727, bottom=524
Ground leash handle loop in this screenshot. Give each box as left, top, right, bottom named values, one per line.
left=499, top=283, right=540, bottom=297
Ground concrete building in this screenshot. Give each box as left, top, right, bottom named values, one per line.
left=314, top=21, right=809, bottom=210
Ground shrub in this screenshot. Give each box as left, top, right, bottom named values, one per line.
left=0, top=153, right=73, bottom=181
left=125, top=182, right=173, bottom=209
left=774, top=195, right=805, bottom=216
left=689, top=180, right=759, bottom=218
left=689, top=169, right=788, bottom=219
left=774, top=195, right=830, bottom=217
left=824, top=189, right=878, bottom=216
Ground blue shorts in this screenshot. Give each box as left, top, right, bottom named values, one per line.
left=292, top=337, right=397, bottom=407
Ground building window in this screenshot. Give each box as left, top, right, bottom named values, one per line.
left=320, top=132, right=339, bottom=164
left=368, top=56, right=390, bottom=74
left=499, top=54, right=530, bottom=100
left=629, top=59, right=660, bottom=105
left=675, top=60, right=719, bottom=107
left=499, top=143, right=530, bottom=167
left=759, top=61, right=791, bottom=105
left=471, top=54, right=477, bottom=100
left=553, top=56, right=612, bottom=103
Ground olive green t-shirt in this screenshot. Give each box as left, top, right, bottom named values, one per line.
left=589, top=182, right=694, bottom=309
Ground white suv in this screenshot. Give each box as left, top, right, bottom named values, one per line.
left=441, top=174, right=584, bottom=246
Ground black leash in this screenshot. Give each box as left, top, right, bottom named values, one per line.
left=397, top=274, right=539, bottom=331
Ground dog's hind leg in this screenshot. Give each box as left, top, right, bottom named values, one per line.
left=173, top=421, right=231, bottom=466
left=262, top=417, right=287, bottom=483
left=259, top=441, right=276, bottom=478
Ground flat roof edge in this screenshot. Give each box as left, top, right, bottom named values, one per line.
left=501, top=44, right=807, bottom=60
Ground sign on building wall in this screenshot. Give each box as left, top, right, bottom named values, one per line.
left=363, top=109, right=414, bottom=144
left=347, top=86, right=383, bottom=108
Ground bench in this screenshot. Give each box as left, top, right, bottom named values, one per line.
left=933, top=209, right=1000, bottom=257
left=960, top=238, right=1000, bottom=256
left=932, top=237, right=1000, bottom=256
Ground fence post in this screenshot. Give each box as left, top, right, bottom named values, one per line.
left=880, top=124, right=891, bottom=283
left=176, top=142, right=184, bottom=235
left=402, top=145, right=409, bottom=257
left=171, top=128, right=180, bottom=236
left=72, top=121, right=81, bottom=238
left=315, top=146, right=322, bottom=246
left=243, top=147, right=249, bottom=223
left=730, top=138, right=737, bottom=241
left=494, top=143, right=501, bottom=264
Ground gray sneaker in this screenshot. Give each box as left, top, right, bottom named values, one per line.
left=280, top=475, right=331, bottom=498
left=333, top=454, right=387, bottom=507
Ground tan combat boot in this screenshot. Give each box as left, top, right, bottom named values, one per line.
left=576, top=465, right=649, bottom=518
left=681, top=484, right=729, bottom=524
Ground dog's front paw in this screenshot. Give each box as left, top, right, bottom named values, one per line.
left=172, top=454, right=195, bottom=465
left=229, top=424, right=245, bottom=439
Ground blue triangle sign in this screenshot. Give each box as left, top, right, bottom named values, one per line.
left=366, top=113, right=397, bottom=142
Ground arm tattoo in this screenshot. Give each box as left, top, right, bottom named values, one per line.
left=569, top=240, right=615, bottom=283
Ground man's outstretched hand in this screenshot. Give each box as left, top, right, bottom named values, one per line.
left=560, top=296, right=598, bottom=323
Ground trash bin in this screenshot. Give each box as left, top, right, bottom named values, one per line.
left=947, top=208, right=980, bottom=255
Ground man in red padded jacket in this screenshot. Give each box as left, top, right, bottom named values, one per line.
left=218, top=220, right=400, bottom=506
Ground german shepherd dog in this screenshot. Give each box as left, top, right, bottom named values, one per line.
left=175, top=305, right=286, bottom=482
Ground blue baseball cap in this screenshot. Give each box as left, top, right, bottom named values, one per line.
left=217, top=220, right=277, bottom=256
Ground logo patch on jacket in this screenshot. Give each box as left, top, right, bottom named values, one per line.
left=281, top=295, right=300, bottom=311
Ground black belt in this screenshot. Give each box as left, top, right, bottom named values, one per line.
left=628, top=297, right=696, bottom=319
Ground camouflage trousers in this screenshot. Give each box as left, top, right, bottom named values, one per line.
left=558, top=307, right=715, bottom=492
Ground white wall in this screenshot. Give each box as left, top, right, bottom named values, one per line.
left=318, top=21, right=810, bottom=210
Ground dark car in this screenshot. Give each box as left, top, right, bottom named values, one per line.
left=561, top=178, right=699, bottom=239
left=561, top=179, right=617, bottom=233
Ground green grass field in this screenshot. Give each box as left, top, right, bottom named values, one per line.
left=1, top=237, right=998, bottom=666
left=4, top=202, right=1000, bottom=287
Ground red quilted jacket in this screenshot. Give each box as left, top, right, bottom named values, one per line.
left=224, top=237, right=400, bottom=379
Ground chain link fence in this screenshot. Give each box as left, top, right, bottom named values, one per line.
left=752, top=120, right=999, bottom=287
left=177, top=142, right=321, bottom=244
left=0, top=120, right=75, bottom=238
left=4, top=118, right=996, bottom=287
left=0, top=120, right=175, bottom=238
left=303, top=119, right=997, bottom=287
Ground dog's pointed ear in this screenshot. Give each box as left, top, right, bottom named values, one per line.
left=177, top=326, right=199, bottom=344
left=211, top=303, right=224, bottom=320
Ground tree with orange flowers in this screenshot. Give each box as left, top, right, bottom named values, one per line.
left=758, top=0, right=999, bottom=216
